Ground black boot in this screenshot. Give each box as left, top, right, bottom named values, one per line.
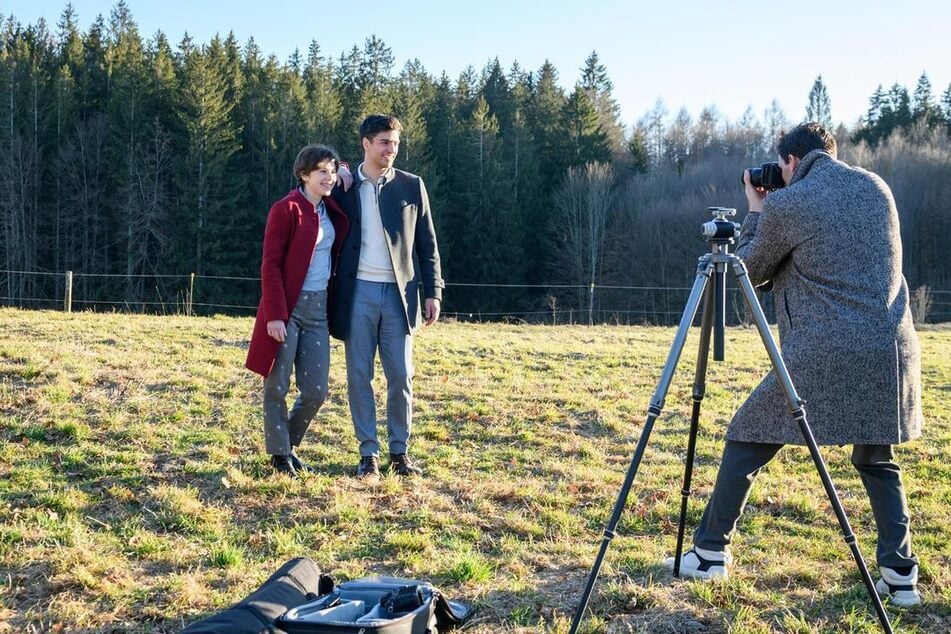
left=389, top=453, right=423, bottom=477
left=271, top=454, right=298, bottom=477
left=356, top=455, right=380, bottom=479
left=288, top=449, right=312, bottom=474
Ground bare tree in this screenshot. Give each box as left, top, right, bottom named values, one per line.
left=122, top=119, right=172, bottom=303
left=911, top=285, right=932, bottom=324
left=0, top=134, right=39, bottom=305
left=553, top=162, right=615, bottom=321
left=59, top=115, right=109, bottom=298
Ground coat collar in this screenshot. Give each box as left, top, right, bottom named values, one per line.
left=285, top=188, right=343, bottom=218
left=789, top=149, right=834, bottom=186
left=354, top=162, right=396, bottom=187
left=286, top=187, right=314, bottom=212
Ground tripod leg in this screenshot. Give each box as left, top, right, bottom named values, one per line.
left=569, top=260, right=712, bottom=634
left=731, top=259, right=894, bottom=634
left=713, top=257, right=727, bottom=361
left=674, top=279, right=716, bottom=576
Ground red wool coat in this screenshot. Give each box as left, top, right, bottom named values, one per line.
left=245, top=189, right=349, bottom=377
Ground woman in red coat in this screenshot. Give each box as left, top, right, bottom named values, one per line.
left=245, top=145, right=349, bottom=476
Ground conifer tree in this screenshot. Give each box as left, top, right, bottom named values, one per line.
left=302, top=40, right=342, bottom=148
left=562, top=85, right=610, bottom=172
left=506, top=62, right=545, bottom=283
left=423, top=73, right=456, bottom=173
left=854, top=84, right=890, bottom=146
left=626, top=126, right=650, bottom=174
left=469, top=96, right=520, bottom=285
left=271, top=58, right=309, bottom=196
left=911, top=72, right=937, bottom=126
left=479, top=59, right=514, bottom=136
left=78, top=14, right=108, bottom=118
left=175, top=35, right=241, bottom=277
left=805, top=74, right=833, bottom=129
left=889, top=83, right=912, bottom=128
left=941, top=83, right=951, bottom=130
left=391, top=59, right=435, bottom=173
left=527, top=61, right=566, bottom=189
left=580, top=51, right=625, bottom=151
left=866, top=85, right=886, bottom=126
left=50, top=6, right=83, bottom=274
left=106, top=1, right=154, bottom=299
left=0, top=16, right=51, bottom=301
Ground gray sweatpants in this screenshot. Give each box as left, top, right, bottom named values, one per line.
left=694, top=441, right=917, bottom=568
left=262, top=291, right=330, bottom=456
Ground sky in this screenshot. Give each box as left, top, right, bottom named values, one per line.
left=4, top=0, right=950, bottom=131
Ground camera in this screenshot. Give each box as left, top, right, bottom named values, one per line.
left=381, top=584, right=426, bottom=615
left=744, top=162, right=785, bottom=191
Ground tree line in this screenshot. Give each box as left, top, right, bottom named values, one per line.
left=2, top=3, right=950, bottom=322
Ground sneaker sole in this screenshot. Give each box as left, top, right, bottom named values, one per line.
left=875, top=580, right=921, bottom=607
left=663, top=556, right=729, bottom=581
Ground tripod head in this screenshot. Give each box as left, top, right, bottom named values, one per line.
left=699, top=207, right=740, bottom=361
left=701, top=207, right=740, bottom=245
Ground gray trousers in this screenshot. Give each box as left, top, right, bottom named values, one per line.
left=345, top=280, right=413, bottom=457
left=694, top=441, right=917, bottom=568
left=262, top=291, right=330, bottom=456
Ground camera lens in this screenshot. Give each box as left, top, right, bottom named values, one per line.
left=747, top=167, right=765, bottom=188
left=743, top=162, right=784, bottom=191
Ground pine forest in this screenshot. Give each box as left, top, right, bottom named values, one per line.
left=2, top=3, right=951, bottom=322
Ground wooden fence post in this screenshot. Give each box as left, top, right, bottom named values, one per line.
left=588, top=282, right=595, bottom=326
left=187, top=273, right=195, bottom=316
left=64, top=271, right=73, bottom=313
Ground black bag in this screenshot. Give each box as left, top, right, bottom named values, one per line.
left=182, top=557, right=330, bottom=633
left=181, top=561, right=472, bottom=634
left=277, top=575, right=472, bottom=634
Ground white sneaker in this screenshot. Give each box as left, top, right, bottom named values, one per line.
left=663, top=546, right=733, bottom=580
left=875, top=565, right=921, bottom=607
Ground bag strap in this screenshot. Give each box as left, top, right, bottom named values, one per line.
left=432, top=591, right=472, bottom=630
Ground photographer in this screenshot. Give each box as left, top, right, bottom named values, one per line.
left=665, top=123, right=924, bottom=607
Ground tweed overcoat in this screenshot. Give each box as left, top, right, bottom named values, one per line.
left=727, top=150, right=923, bottom=446
left=245, top=189, right=349, bottom=378
left=329, top=167, right=444, bottom=340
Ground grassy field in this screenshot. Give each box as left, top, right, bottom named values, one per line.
left=0, top=308, right=948, bottom=633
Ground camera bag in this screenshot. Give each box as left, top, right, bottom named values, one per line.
left=276, top=575, right=472, bottom=634
left=181, top=560, right=472, bottom=634
left=182, top=557, right=330, bottom=633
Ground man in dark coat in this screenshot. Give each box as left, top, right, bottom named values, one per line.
left=330, top=114, right=444, bottom=479
left=665, top=123, right=924, bottom=607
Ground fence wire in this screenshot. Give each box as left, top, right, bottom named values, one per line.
left=1, top=269, right=949, bottom=324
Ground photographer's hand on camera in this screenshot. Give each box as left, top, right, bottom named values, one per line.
left=743, top=170, right=766, bottom=214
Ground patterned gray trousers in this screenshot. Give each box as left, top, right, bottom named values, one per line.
left=262, top=291, right=330, bottom=456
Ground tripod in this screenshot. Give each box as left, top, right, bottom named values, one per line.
left=569, top=208, right=893, bottom=634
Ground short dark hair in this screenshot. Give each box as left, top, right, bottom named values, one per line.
left=293, top=144, right=339, bottom=185
left=359, top=114, right=403, bottom=141
left=776, top=122, right=837, bottom=161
